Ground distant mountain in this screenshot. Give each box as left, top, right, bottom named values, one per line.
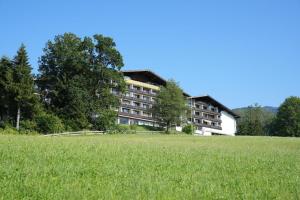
left=233, top=106, right=278, bottom=117
left=262, top=106, right=278, bottom=114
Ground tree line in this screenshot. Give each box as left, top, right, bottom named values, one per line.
left=1, top=32, right=188, bottom=134
left=1, top=32, right=299, bottom=136
left=236, top=97, right=300, bottom=137
left=0, top=33, right=126, bottom=133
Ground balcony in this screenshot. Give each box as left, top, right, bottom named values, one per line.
left=118, top=112, right=154, bottom=121
left=192, top=114, right=222, bottom=123
left=121, top=103, right=151, bottom=111
left=122, top=95, right=154, bottom=104
left=128, top=88, right=157, bottom=96
left=193, top=121, right=222, bottom=130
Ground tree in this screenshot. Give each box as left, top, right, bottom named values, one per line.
left=272, top=96, right=300, bottom=137
left=236, top=104, right=272, bottom=136
left=0, top=57, right=14, bottom=123
left=10, top=44, right=36, bottom=130
left=150, top=80, right=187, bottom=133
left=37, top=33, right=125, bottom=130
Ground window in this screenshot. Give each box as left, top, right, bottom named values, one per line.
left=152, top=90, right=158, bottom=94
left=119, top=117, right=129, bottom=124
left=196, top=104, right=200, bottom=109
left=143, top=104, right=150, bottom=109
left=143, top=88, right=150, bottom=94
left=195, top=112, right=200, bottom=116
left=143, top=95, right=150, bottom=101
left=133, top=102, right=140, bottom=107
left=203, top=121, right=209, bottom=125
left=125, top=92, right=131, bottom=97
left=143, top=112, right=150, bottom=117
left=133, top=85, right=141, bottom=91
left=122, top=108, right=130, bottom=113
left=133, top=94, right=140, bottom=99
left=112, top=88, right=118, bottom=95
left=203, top=105, right=208, bottom=110
left=122, top=100, right=131, bottom=105
left=132, top=110, right=140, bottom=115
left=127, top=85, right=132, bottom=90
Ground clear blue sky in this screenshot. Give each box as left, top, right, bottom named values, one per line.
left=1, top=0, right=299, bottom=108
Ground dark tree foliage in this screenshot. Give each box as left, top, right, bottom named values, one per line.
left=37, top=33, right=125, bottom=130
left=236, top=104, right=274, bottom=136
left=272, top=96, right=300, bottom=137
left=12, top=45, right=38, bottom=128
left=0, top=57, right=14, bottom=123
left=0, top=45, right=38, bottom=130
left=150, top=80, right=188, bottom=133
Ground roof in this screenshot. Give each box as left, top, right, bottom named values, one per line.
left=122, top=69, right=190, bottom=97
left=190, top=95, right=240, bottom=118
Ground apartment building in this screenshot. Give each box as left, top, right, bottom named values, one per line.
left=117, top=70, right=164, bottom=126
left=117, top=70, right=239, bottom=136
left=188, top=96, right=239, bottom=136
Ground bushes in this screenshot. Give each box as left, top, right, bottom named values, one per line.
left=107, top=124, right=136, bottom=134
left=35, top=113, right=64, bottom=134
left=0, top=127, right=19, bottom=135
left=182, top=124, right=194, bottom=134
left=0, top=113, right=64, bottom=135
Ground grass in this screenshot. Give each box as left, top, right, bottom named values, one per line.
left=0, top=134, right=299, bottom=199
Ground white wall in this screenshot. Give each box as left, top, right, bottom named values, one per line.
left=194, top=111, right=237, bottom=136
left=219, top=111, right=236, bottom=136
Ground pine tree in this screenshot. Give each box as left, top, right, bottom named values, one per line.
left=11, top=44, right=36, bottom=130
left=0, top=57, right=14, bottom=122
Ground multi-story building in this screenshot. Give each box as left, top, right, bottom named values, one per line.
left=117, top=70, right=239, bottom=136
left=188, top=95, right=239, bottom=136
left=117, top=70, right=166, bottom=126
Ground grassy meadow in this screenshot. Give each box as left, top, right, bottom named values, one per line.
left=0, top=134, right=299, bottom=199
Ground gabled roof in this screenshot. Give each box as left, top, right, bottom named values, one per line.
left=122, top=69, right=190, bottom=97
left=190, top=95, right=240, bottom=118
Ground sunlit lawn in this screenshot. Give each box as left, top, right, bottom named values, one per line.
left=0, top=134, right=299, bottom=199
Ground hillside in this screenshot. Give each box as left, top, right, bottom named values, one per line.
left=233, top=106, right=278, bottom=117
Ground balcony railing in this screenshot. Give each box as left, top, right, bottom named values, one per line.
left=121, top=103, right=151, bottom=111
left=118, top=112, right=154, bottom=121
left=128, top=88, right=157, bottom=96
left=192, top=114, right=222, bottom=123
left=193, top=122, right=222, bottom=130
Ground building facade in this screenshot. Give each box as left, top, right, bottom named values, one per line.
left=188, top=96, right=239, bottom=136
left=117, top=70, right=239, bottom=136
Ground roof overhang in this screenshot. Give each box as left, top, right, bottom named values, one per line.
left=122, top=69, right=190, bottom=97
left=189, top=95, right=240, bottom=118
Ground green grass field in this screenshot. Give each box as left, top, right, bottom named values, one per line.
left=0, top=134, right=299, bottom=199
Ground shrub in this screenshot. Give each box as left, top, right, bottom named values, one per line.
left=182, top=124, right=194, bottom=134
left=0, top=127, right=19, bottom=135
left=107, top=124, right=136, bottom=134
left=35, top=113, right=64, bottom=134
left=20, top=120, right=37, bottom=131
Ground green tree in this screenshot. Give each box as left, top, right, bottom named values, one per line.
left=37, top=33, right=125, bottom=130
left=0, top=57, right=14, bottom=123
left=150, top=80, right=187, bottom=133
left=10, top=44, right=37, bottom=130
left=272, top=96, right=300, bottom=137
left=236, top=104, right=268, bottom=136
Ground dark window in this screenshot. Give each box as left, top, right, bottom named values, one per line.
left=122, top=108, right=130, bottom=113
left=119, top=117, right=129, bottom=124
